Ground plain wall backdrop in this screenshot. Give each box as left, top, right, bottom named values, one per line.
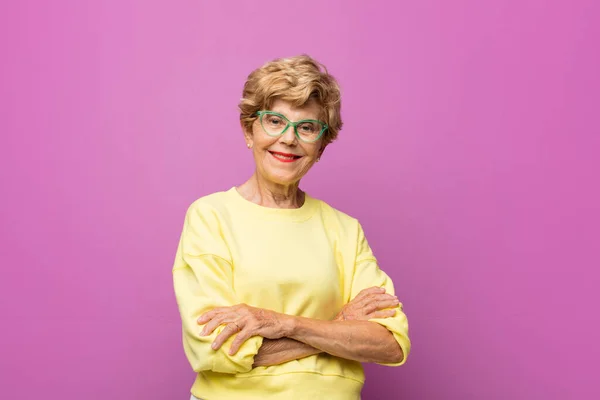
left=1, top=1, right=599, bottom=399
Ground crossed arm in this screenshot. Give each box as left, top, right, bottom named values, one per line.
left=197, top=287, right=404, bottom=366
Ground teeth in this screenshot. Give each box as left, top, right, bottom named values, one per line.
left=273, top=153, right=296, bottom=160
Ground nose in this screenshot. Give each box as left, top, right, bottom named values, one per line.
left=278, top=124, right=298, bottom=146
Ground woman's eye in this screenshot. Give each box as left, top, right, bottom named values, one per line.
left=300, top=124, right=316, bottom=133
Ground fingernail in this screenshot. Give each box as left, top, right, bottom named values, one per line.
left=211, top=342, right=217, bottom=350
left=200, top=328, right=206, bottom=336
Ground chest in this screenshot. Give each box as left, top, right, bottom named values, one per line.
left=229, top=220, right=343, bottom=319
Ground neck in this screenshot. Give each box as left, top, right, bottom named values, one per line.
left=237, top=173, right=304, bottom=209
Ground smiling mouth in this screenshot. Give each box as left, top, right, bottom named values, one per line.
left=269, top=151, right=303, bottom=163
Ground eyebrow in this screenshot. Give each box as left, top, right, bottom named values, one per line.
left=270, top=110, right=320, bottom=121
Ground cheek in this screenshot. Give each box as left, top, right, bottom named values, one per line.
left=253, top=135, right=279, bottom=149
left=303, top=145, right=321, bottom=160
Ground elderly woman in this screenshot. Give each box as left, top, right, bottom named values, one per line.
left=173, top=55, right=410, bottom=400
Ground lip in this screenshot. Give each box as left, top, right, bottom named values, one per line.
left=269, top=151, right=303, bottom=163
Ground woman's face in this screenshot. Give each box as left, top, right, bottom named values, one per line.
left=245, top=98, right=325, bottom=186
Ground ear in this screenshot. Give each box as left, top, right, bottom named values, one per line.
left=241, top=120, right=254, bottom=147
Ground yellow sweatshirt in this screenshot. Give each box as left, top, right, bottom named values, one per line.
left=172, top=188, right=410, bottom=400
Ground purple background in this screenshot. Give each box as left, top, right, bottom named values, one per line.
left=1, top=1, right=598, bottom=399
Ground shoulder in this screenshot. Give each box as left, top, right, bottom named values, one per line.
left=185, top=189, right=233, bottom=222
left=312, top=196, right=361, bottom=233
left=189, top=190, right=230, bottom=209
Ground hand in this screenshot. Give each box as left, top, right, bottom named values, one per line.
left=334, top=287, right=399, bottom=321
left=198, top=304, right=291, bottom=355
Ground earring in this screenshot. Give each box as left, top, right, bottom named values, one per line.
left=247, top=143, right=252, bottom=149
left=316, top=157, right=321, bottom=162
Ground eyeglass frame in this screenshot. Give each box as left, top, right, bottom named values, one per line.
left=255, top=110, right=328, bottom=143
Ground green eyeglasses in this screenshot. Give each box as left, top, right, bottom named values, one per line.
left=256, top=111, right=328, bottom=143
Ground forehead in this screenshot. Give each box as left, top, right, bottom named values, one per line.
left=269, top=98, right=322, bottom=120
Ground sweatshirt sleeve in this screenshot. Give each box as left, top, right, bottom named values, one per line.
left=172, top=201, right=263, bottom=374
left=349, top=222, right=411, bottom=366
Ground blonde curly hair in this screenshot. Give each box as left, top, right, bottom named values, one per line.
left=239, top=55, right=342, bottom=145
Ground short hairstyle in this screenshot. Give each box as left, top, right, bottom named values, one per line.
left=239, top=55, right=343, bottom=145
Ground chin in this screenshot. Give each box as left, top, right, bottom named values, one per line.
left=269, top=174, right=300, bottom=186
left=260, top=160, right=310, bottom=185
left=264, top=170, right=303, bottom=186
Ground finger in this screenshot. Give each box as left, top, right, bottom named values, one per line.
left=197, top=311, right=217, bottom=324
left=360, top=293, right=397, bottom=307
left=372, top=297, right=400, bottom=311
left=363, top=292, right=393, bottom=303
left=355, top=287, right=384, bottom=302
left=211, top=323, right=239, bottom=350
left=197, top=306, right=229, bottom=324
left=375, top=292, right=397, bottom=300
left=356, top=293, right=385, bottom=309
left=363, top=300, right=394, bottom=314
left=229, top=329, right=253, bottom=355
left=200, top=314, right=229, bottom=336
left=368, top=309, right=397, bottom=319
left=356, top=286, right=385, bottom=300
